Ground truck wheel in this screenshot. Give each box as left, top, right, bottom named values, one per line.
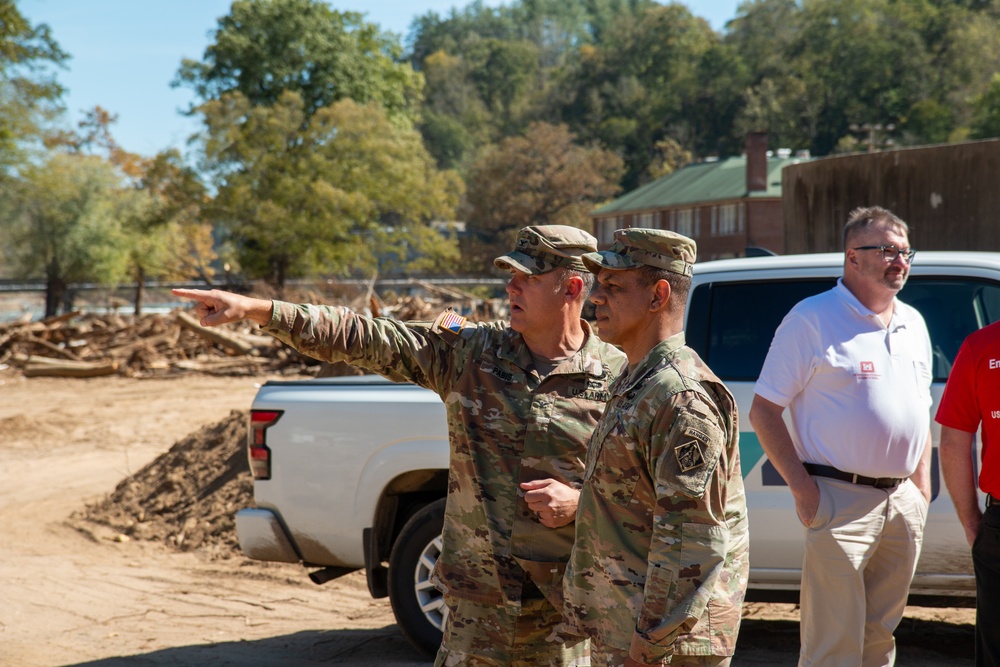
left=388, top=498, right=447, bottom=656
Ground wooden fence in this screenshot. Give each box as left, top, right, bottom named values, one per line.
left=781, top=139, right=1000, bottom=253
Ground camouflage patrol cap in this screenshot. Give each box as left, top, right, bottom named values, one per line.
left=582, top=228, right=697, bottom=276
left=493, top=225, right=598, bottom=275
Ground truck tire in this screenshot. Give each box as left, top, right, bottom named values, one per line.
left=388, top=498, right=447, bottom=656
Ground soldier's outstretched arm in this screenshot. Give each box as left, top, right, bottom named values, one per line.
left=172, top=288, right=273, bottom=328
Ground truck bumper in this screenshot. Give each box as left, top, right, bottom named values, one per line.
left=235, top=508, right=300, bottom=563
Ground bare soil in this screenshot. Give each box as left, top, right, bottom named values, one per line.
left=0, top=371, right=977, bottom=666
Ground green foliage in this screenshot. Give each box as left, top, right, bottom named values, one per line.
left=970, top=73, right=1000, bottom=139
left=723, top=0, right=991, bottom=155
left=175, top=0, right=423, bottom=123
left=123, top=150, right=218, bottom=312
left=408, top=0, right=1000, bottom=186
left=462, top=122, right=623, bottom=268
left=554, top=3, right=718, bottom=188
left=1, top=153, right=132, bottom=316
left=409, top=0, right=655, bottom=169
left=0, top=0, right=68, bottom=173
left=199, top=91, right=461, bottom=291
left=902, top=99, right=954, bottom=145
left=464, top=38, right=539, bottom=130
left=418, top=49, right=491, bottom=168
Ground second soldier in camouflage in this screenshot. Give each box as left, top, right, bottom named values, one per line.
left=563, top=228, right=749, bottom=667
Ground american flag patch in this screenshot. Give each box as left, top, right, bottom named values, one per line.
left=436, top=310, right=467, bottom=333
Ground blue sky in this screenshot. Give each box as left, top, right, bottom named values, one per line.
left=18, top=1, right=742, bottom=158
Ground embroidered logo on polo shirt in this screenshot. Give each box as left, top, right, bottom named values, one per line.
left=856, top=360, right=881, bottom=380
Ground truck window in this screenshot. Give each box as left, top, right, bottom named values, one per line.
left=687, top=279, right=834, bottom=382
left=901, top=278, right=1000, bottom=381
left=687, top=276, right=1000, bottom=384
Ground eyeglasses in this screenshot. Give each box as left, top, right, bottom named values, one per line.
left=852, top=244, right=916, bottom=264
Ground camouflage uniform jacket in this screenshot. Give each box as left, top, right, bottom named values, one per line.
left=264, top=301, right=627, bottom=612
left=564, top=332, right=749, bottom=664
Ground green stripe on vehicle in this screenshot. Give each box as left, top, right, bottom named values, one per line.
left=739, top=431, right=764, bottom=479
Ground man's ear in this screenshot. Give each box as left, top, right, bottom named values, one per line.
left=565, top=274, right=585, bottom=301
left=845, top=247, right=860, bottom=272
left=649, top=279, right=672, bottom=312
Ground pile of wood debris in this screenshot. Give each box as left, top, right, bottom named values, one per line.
left=0, top=282, right=506, bottom=378
left=0, top=309, right=309, bottom=377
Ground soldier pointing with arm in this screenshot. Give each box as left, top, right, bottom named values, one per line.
left=174, top=225, right=626, bottom=667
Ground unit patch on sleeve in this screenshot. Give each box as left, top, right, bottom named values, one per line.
left=674, top=439, right=705, bottom=472
left=657, top=410, right=726, bottom=497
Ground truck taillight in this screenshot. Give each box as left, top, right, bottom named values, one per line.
left=248, top=410, right=282, bottom=480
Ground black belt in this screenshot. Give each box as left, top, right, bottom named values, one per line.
left=988, top=493, right=997, bottom=508
left=804, top=463, right=905, bottom=489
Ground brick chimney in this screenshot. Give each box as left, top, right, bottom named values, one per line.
left=745, top=132, right=768, bottom=193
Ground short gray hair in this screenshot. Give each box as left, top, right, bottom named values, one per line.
left=843, top=206, right=909, bottom=249
left=558, top=268, right=595, bottom=301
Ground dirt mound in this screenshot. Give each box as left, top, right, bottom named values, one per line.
left=74, top=410, right=252, bottom=559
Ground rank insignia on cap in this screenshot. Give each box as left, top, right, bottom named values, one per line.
left=674, top=440, right=705, bottom=472
left=434, top=309, right=467, bottom=333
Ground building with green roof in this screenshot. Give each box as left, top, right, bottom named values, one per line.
left=591, top=134, right=812, bottom=260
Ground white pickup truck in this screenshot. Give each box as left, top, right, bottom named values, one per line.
left=236, top=251, right=1000, bottom=655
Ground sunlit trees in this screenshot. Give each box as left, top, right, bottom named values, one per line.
left=463, top=122, right=622, bottom=267
left=175, top=0, right=422, bottom=123
left=200, top=92, right=461, bottom=292
left=0, top=0, right=67, bottom=174
left=2, top=153, right=132, bottom=316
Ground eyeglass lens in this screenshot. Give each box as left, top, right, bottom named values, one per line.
left=881, top=245, right=915, bottom=263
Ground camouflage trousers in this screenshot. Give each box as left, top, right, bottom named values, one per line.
left=589, top=639, right=731, bottom=667
left=434, top=593, right=589, bottom=667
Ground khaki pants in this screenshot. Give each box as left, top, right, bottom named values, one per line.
left=434, top=593, right=589, bottom=667
left=799, top=477, right=928, bottom=667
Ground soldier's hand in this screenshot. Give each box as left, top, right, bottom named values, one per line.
left=172, top=288, right=273, bottom=327
left=520, top=479, right=579, bottom=528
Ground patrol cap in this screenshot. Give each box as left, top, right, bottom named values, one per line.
left=582, top=228, right=696, bottom=276
left=493, top=225, right=598, bottom=275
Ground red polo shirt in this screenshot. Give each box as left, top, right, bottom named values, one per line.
left=936, top=320, right=1000, bottom=496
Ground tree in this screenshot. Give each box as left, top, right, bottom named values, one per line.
left=200, top=91, right=461, bottom=292
left=969, top=73, right=1000, bottom=139
left=418, top=50, right=491, bottom=169
left=123, top=149, right=216, bottom=315
left=1, top=153, right=131, bottom=316
left=645, top=136, right=692, bottom=181
left=408, top=0, right=656, bottom=169
left=463, top=122, right=623, bottom=268
left=175, top=0, right=422, bottom=123
left=554, top=3, right=719, bottom=188
left=0, top=1, right=68, bottom=173
left=464, top=38, right=539, bottom=133
left=47, top=108, right=217, bottom=314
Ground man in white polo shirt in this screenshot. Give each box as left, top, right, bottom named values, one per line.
left=748, top=206, right=933, bottom=667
